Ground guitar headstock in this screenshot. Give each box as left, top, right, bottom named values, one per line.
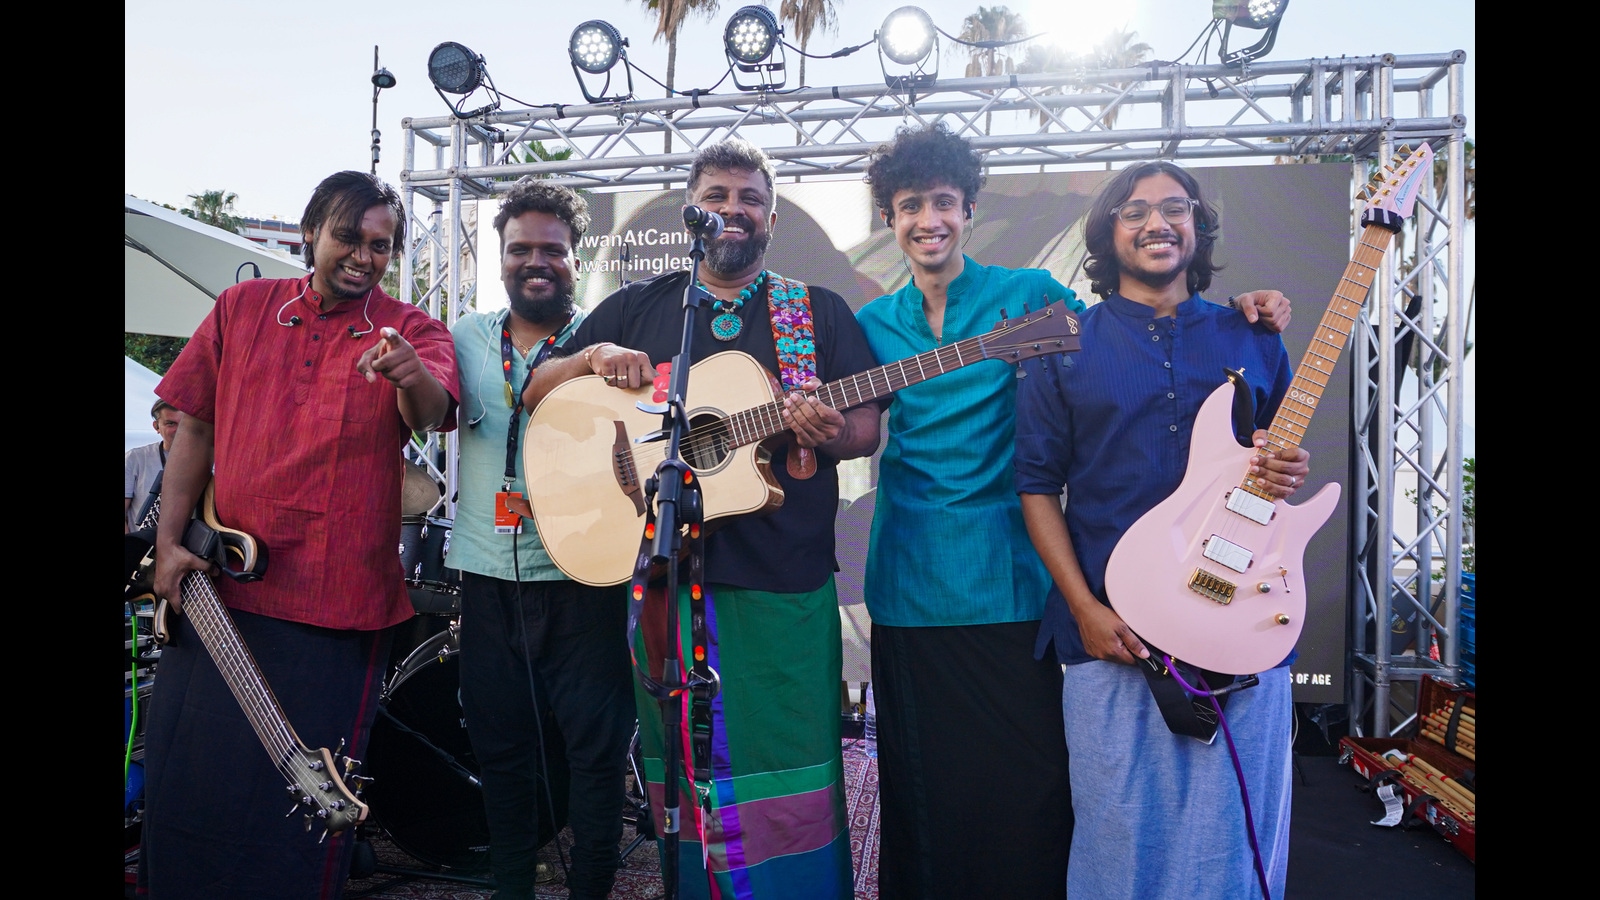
left=1357, top=142, right=1435, bottom=232
left=980, top=299, right=1083, bottom=363
left=290, top=744, right=369, bottom=840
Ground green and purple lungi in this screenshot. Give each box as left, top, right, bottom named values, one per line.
left=635, top=579, right=853, bottom=900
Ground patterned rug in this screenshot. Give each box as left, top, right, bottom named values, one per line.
left=344, top=736, right=881, bottom=900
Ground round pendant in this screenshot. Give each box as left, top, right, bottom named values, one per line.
left=711, top=311, right=744, bottom=341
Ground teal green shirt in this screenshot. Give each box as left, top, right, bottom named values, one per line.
left=444, top=309, right=585, bottom=581
left=855, top=258, right=1084, bottom=627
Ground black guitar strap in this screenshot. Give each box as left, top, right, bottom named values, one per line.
left=1136, top=644, right=1244, bottom=743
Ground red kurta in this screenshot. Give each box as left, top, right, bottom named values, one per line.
left=158, top=275, right=458, bottom=631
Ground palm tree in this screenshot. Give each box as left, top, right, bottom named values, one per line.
left=1076, top=28, right=1152, bottom=129
left=636, top=0, right=721, bottom=153
left=956, top=6, right=1031, bottom=135
left=182, top=189, right=244, bottom=234
left=779, top=0, right=837, bottom=89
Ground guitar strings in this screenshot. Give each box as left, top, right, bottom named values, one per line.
left=618, top=326, right=1026, bottom=476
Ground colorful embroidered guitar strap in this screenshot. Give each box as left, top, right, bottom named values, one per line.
left=765, top=273, right=816, bottom=390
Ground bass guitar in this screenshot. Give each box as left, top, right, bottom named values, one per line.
left=124, top=481, right=369, bottom=839
left=524, top=300, right=1082, bottom=586
left=1104, top=143, right=1435, bottom=675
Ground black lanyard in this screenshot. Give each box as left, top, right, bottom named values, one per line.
left=500, top=314, right=567, bottom=486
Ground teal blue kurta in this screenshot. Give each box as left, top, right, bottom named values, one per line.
left=445, top=308, right=584, bottom=581
left=855, top=258, right=1084, bottom=627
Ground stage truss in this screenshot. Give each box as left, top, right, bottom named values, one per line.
left=398, top=51, right=1470, bottom=737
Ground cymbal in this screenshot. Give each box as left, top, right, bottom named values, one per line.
left=402, top=459, right=442, bottom=515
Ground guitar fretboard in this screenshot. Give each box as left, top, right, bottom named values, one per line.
left=718, top=333, right=993, bottom=448
left=1241, top=222, right=1397, bottom=500
left=178, top=575, right=304, bottom=777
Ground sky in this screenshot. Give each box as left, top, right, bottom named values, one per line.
left=125, top=0, right=1475, bottom=220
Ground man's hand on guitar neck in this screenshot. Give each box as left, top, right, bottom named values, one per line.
left=153, top=540, right=214, bottom=614
left=1249, top=429, right=1311, bottom=499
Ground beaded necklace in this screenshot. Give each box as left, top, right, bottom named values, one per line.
left=701, top=270, right=766, bottom=341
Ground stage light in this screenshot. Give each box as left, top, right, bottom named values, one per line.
left=568, top=20, right=634, bottom=104
left=725, top=6, right=779, bottom=64
left=429, top=42, right=483, bottom=95
left=879, top=6, right=936, bottom=67
left=722, top=5, right=786, bottom=92
left=571, top=20, right=624, bottom=75
left=877, top=6, right=938, bottom=99
left=427, top=41, right=502, bottom=118
left=1213, top=0, right=1290, bottom=67
left=370, top=47, right=395, bottom=174
left=371, top=67, right=396, bottom=90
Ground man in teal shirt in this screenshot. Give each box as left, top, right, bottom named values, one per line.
left=855, top=123, right=1293, bottom=899
left=447, top=180, right=634, bottom=900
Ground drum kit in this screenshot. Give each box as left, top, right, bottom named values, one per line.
left=124, top=459, right=650, bottom=878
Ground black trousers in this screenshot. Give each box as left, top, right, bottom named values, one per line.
left=138, top=607, right=392, bottom=900
left=872, top=620, right=1074, bottom=900
left=457, top=573, right=634, bottom=900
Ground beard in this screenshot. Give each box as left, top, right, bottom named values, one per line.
left=506, top=270, right=575, bottom=325
left=1117, top=233, right=1195, bottom=291
left=704, top=216, right=772, bottom=277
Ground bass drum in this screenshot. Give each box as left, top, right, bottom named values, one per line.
left=364, top=623, right=570, bottom=872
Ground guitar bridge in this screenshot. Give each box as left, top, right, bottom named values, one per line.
left=1188, top=568, right=1237, bottom=605
left=611, top=422, right=645, bottom=516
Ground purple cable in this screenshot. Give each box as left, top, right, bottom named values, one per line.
left=1164, top=655, right=1273, bottom=900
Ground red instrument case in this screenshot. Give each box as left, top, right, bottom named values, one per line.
left=1337, top=677, right=1476, bottom=862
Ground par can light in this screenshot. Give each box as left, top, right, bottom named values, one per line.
left=428, top=41, right=484, bottom=95
left=724, top=5, right=780, bottom=65
left=570, top=20, right=624, bottom=75
left=879, top=6, right=936, bottom=66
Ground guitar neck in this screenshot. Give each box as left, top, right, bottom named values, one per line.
left=721, top=333, right=993, bottom=448
left=177, top=574, right=303, bottom=774
left=1259, top=221, right=1397, bottom=459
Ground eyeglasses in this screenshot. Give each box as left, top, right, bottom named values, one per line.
left=1110, top=197, right=1199, bottom=228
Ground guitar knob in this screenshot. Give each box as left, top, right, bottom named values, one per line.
left=1274, top=614, right=1291, bottom=625
left=1257, top=583, right=1271, bottom=593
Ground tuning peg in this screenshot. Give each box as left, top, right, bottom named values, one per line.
left=304, top=814, right=315, bottom=832
left=320, top=829, right=332, bottom=844
left=1398, top=143, right=1411, bottom=155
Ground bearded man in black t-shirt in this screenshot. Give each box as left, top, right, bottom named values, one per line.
left=522, top=138, right=879, bottom=900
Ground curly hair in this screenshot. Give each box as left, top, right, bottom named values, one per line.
left=687, top=138, right=778, bottom=214
left=300, top=171, right=405, bottom=271
left=1082, top=161, right=1223, bottom=299
left=865, top=123, right=985, bottom=223
left=493, top=178, right=591, bottom=247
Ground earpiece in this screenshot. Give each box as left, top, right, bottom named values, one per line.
left=288, top=315, right=302, bottom=326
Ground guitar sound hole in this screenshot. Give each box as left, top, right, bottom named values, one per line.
left=684, top=414, right=734, bottom=472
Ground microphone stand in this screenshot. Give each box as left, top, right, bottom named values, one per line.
left=634, top=227, right=716, bottom=900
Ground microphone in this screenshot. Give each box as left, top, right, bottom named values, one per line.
left=682, top=205, right=724, bottom=239
left=289, top=315, right=302, bottom=326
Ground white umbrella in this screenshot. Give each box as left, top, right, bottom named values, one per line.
left=125, top=194, right=305, bottom=337
left=125, top=356, right=163, bottom=453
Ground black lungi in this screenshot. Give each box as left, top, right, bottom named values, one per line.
left=871, top=620, right=1073, bottom=900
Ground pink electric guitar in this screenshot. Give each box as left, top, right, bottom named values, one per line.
left=1105, top=143, right=1435, bottom=675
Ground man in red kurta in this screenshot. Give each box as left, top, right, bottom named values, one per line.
left=140, top=171, right=457, bottom=899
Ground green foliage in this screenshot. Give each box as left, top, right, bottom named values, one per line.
left=182, top=189, right=245, bottom=234
left=1407, top=455, right=1474, bottom=575
left=126, top=333, right=189, bottom=375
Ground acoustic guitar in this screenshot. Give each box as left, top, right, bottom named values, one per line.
left=524, top=300, right=1083, bottom=586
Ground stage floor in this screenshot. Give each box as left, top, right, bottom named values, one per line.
left=128, top=738, right=1473, bottom=899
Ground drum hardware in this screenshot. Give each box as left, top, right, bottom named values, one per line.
left=399, top=515, right=462, bottom=616
left=362, top=624, right=570, bottom=876
left=620, top=722, right=655, bottom=862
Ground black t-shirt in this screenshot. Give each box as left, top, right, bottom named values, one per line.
left=563, top=270, right=880, bottom=593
